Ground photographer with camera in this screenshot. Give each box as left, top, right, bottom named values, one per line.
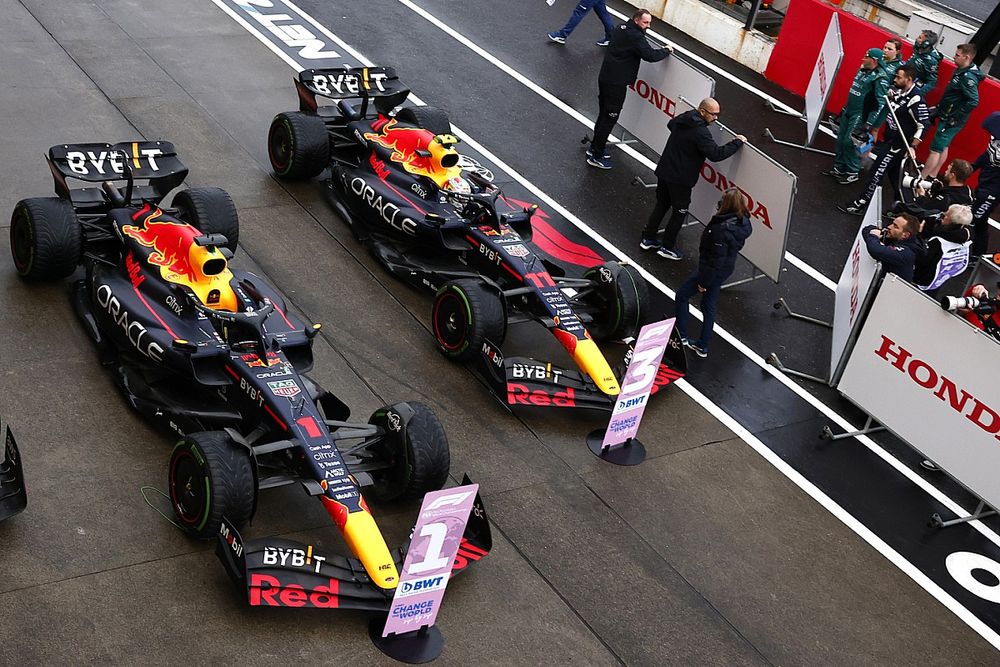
left=863, top=213, right=924, bottom=282
left=885, top=159, right=974, bottom=225
left=839, top=64, right=928, bottom=216
left=913, top=204, right=973, bottom=290
left=941, top=282, right=1000, bottom=343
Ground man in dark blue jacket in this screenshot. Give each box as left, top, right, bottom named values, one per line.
left=862, top=213, right=924, bottom=282
left=640, top=98, right=746, bottom=260
left=586, top=9, right=671, bottom=170
left=971, top=112, right=1000, bottom=256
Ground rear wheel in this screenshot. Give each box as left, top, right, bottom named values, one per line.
left=268, top=111, right=330, bottom=180
left=582, top=262, right=648, bottom=340
left=396, top=106, right=452, bottom=135
left=432, top=279, right=506, bottom=362
left=168, top=431, right=255, bottom=540
left=367, top=402, right=450, bottom=502
left=173, top=187, right=239, bottom=252
left=9, top=197, right=81, bottom=281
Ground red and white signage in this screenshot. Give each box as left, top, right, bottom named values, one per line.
left=619, top=54, right=715, bottom=156
left=804, top=13, right=843, bottom=145
left=838, top=276, right=1000, bottom=510
left=382, top=484, right=479, bottom=637
left=830, top=188, right=882, bottom=383
left=682, top=100, right=796, bottom=283
left=602, top=318, right=675, bottom=450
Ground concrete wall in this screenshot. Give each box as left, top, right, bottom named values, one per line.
left=629, top=0, right=776, bottom=73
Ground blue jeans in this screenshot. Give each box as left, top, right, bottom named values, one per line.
left=553, top=0, right=614, bottom=39
left=674, top=272, right=722, bottom=351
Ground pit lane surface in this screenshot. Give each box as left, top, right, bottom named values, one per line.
left=0, top=0, right=996, bottom=664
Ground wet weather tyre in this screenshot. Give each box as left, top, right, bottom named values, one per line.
left=369, top=403, right=450, bottom=502
left=583, top=262, right=648, bottom=340
left=168, top=431, right=255, bottom=540
left=173, top=187, right=240, bottom=252
left=268, top=111, right=330, bottom=180
left=9, top=197, right=81, bottom=281
left=432, top=279, right=505, bottom=362
left=397, top=106, right=452, bottom=135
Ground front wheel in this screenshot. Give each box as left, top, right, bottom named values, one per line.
left=581, top=262, right=648, bottom=340
left=9, top=197, right=82, bottom=281
left=268, top=111, right=330, bottom=180
left=367, top=402, right=450, bottom=502
left=432, top=279, right=506, bottom=362
left=168, top=431, right=256, bottom=539
left=173, top=187, right=239, bottom=252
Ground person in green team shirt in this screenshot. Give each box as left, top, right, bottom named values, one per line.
left=822, top=48, right=889, bottom=184
left=921, top=43, right=985, bottom=178
left=905, top=30, right=943, bottom=99
left=882, top=38, right=903, bottom=79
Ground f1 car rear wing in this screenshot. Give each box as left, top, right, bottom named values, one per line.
left=46, top=141, right=188, bottom=207
left=295, top=67, right=410, bottom=116
left=215, top=476, right=492, bottom=610
left=0, top=423, right=27, bottom=522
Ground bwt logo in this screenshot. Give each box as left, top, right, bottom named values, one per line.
left=699, top=163, right=773, bottom=229
left=629, top=79, right=676, bottom=118
left=397, top=575, right=446, bottom=598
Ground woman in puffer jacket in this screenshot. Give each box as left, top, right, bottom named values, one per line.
left=673, top=188, right=753, bottom=358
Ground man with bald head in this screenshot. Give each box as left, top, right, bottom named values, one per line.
left=641, top=97, right=746, bottom=260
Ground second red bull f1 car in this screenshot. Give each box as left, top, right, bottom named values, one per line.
left=268, top=67, right=685, bottom=411
left=8, top=141, right=489, bottom=607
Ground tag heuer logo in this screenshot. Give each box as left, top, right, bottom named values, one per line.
left=267, top=379, right=301, bottom=398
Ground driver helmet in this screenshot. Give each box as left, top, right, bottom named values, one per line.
left=444, top=176, right=472, bottom=194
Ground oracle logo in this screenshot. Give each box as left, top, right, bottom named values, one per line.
left=875, top=335, right=1000, bottom=439
left=699, top=163, right=773, bottom=229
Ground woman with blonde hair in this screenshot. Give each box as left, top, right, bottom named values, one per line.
left=673, top=188, right=752, bottom=358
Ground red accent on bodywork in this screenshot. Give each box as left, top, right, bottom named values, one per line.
left=296, top=416, right=322, bottom=438
left=321, top=496, right=350, bottom=528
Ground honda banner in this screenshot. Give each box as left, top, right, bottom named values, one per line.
left=804, top=13, right=843, bottom=145
left=680, top=99, right=797, bottom=283
left=383, top=484, right=479, bottom=637
left=602, top=318, right=675, bottom=450
left=830, top=188, right=882, bottom=384
left=838, top=276, right=1000, bottom=510
left=618, top=53, right=715, bottom=155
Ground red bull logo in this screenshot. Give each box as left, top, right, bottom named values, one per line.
left=364, top=118, right=461, bottom=187
left=122, top=203, right=237, bottom=310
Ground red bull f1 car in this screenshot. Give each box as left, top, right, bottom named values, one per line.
left=0, top=423, right=27, bottom=522
left=8, top=141, right=490, bottom=608
left=267, top=67, right=685, bottom=411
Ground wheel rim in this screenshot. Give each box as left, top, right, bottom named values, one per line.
left=433, top=291, right=470, bottom=352
left=268, top=121, right=292, bottom=172
left=169, top=450, right=210, bottom=527
left=10, top=210, right=32, bottom=273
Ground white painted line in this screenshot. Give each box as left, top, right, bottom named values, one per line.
left=210, top=0, right=1000, bottom=647
left=395, top=0, right=837, bottom=293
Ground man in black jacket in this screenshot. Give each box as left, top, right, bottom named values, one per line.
left=970, top=112, right=1000, bottom=255
left=640, top=98, right=746, bottom=260
left=863, top=213, right=924, bottom=282
left=586, top=9, right=671, bottom=170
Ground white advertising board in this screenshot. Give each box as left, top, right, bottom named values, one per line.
left=805, top=13, right=843, bottom=145
left=838, top=275, right=1000, bottom=510
left=618, top=53, right=715, bottom=155
left=830, top=188, right=883, bottom=383
left=680, top=99, right=796, bottom=283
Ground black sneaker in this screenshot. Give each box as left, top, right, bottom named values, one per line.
left=837, top=200, right=867, bottom=215
left=684, top=340, right=708, bottom=358
left=639, top=237, right=659, bottom=250
left=821, top=167, right=846, bottom=177
left=836, top=172, right=860, bottom=184
left=586, top=154, right=612, bottom=170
